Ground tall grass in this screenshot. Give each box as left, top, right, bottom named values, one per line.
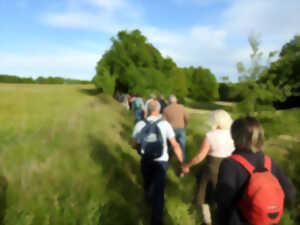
left=0, top=84, right=299, bottom=224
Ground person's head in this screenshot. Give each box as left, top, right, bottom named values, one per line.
left=231, top=117, right=264, bottom=153
left=168, top=95, right=177, bottom=104
left=147, top=100, right=161, bottom=115
left=150, top=94, right=156, bottom=100
left=209, top=109, right=233, bottom=130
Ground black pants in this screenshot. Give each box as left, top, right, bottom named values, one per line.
left=141, top=159, right=168, bottom=225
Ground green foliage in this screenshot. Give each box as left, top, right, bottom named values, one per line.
left=219, top=82, right=248, bottom=102
left=169, top=67, right=188, bottom=102
left=93, top=68, right=116, bottom=95
left=94, top=29, right=219, bottom=101
left=187, top=66, right=219, bottom=101
left=259, top=35, right=300, bottom=108
left=94, top=29, right=178, bottom=96
left=236, top=33, right=282, bottom=114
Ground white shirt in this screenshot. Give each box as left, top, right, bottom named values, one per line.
left=206, top=129, right=235, bottom=158
left=132, top=115, right=175, bottom=161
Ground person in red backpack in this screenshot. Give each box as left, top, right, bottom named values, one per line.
left=216, top=117, right=295, bottom=225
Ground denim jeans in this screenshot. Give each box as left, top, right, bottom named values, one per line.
left=173, top=128, right=186, bottom=161
left=141, top=159, right=168, bottom=225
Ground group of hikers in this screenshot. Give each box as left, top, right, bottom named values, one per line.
left=121, top=93, right=295, bottom=225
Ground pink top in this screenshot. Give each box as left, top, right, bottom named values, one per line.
left=206, top=129, right=235, bottom=158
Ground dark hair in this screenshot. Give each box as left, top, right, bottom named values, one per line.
left=231, top=117, right=264, bottom=153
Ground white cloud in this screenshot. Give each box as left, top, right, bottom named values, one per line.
left=0, top=49, right=102, bottom=80
left=38, top=0, right=300, bottom=81
left=86, top=0, right=126, bottom=9
left=223, top=0, right=300, bottom=42
left=43, top=11, right=123, bottom=33
left=173, top=0, right=229, bottom=6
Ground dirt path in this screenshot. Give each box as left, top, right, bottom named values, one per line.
left=185, top=107, right=211, bottom=115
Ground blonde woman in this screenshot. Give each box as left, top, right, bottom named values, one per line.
left=182, top=109, right=234, bottom=225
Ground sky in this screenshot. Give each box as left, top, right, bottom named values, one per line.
left=0, top=0, right=299, bottom=81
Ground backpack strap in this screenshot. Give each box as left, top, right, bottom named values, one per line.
left=230, top=154, right=255, bottom=174
left=154, top=118, right=163, bottom=124
left=143, top=119, right=150, bottom=125
left=264, top=155, right=272, bottom=171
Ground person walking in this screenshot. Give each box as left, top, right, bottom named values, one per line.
left=131, top=100, right=183, bottom=225
left=144, top=94, right=156, bottom=117
left=131, top=95, right=145, bottom=123
left=181, top=110, right=234, bottom=225
left=216, top=117, right=295, bottom=225
left=163, top=95, right=188, bottom=162
left=157, top=94, right=167, bottom=114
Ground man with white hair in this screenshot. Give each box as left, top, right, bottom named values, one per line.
left=131, top=100, right=183, bottom=225
left=144, top=94, right=156, bottom=117
left=163, top=95, right=188, bottom=164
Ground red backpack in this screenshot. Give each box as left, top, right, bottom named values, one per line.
left=230, top=154, right=285, bottom=225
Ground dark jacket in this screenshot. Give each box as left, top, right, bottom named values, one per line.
left=216, top=149, right=295, bottom=225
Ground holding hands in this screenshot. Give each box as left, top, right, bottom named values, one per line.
left=181, top=164, right=190, bottom=174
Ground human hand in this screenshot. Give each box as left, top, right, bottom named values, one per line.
left=181, top=164, right=190, bottom=174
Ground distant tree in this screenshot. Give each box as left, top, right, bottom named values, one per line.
left=220, top=76, right=229, bottom=83
left=188, top=66, right=219, bottom=101
left=169, top=67, right=188, bottom=102
left=93, top=29, right=187, bottom=98
left=236, top=33, right=281, bottom=114
left=260, top=35, right=300, bottom=108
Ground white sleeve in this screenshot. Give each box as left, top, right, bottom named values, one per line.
left=165, top=122, right=175, bottom=139
left=132, top=121, right=145, bottom=138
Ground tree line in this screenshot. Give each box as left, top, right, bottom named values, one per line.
left=219, top=34, right=300, bottom=110
left=93, top=29, right=299, bottom=110
left=0, top=74, right=90, bottom=85
left=92, top=29, right=219, bottom=102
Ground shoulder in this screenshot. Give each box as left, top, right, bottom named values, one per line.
left=220, top=156, right=244, bottom=172
left=157, top=119, right=171, bottom=127
left=158, top=119, right=174, bottom=130
left=206, top=130, right=217, bottom=140
left=134, top=120, right=146, bottom=130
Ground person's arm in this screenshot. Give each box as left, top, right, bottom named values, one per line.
left=216, top=159, right=239, bottom=225
left=168, top=137, right=183, bottom=163
left=131, top=138, right=137, bottom=150
left=271, top=160, right=295, bottom=204
left=131, top=121, right=143, bottom=151
left=182, top=136, right=210, bottom=173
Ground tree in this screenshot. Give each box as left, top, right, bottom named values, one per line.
left=93, top=68, right=116, bottom=95
left=236, top=33, right=281, bottom=114
left=260, top=35, right=300, bottom=108
left=188, top=66, right=219, bottom=101
left=93, top=30, right=188, bottom=98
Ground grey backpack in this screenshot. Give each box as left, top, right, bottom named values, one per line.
left=136, top=119, right=164, bottom=160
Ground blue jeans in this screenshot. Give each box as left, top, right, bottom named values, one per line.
left=141, top=159, right=168, bottom=225
left=169, top=128, right=186, bottom=161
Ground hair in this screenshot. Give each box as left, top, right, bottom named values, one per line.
left=168, top=94, right=177, bottom=103
left=209, top=109, right=233, bottom=130
left=231, top=117, right=264, bottom=153
left=150, top=94, right=156, bottom=99
left=147, top=100, right=161, bottom=114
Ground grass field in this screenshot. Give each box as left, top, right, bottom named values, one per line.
left=0, top=84, right=299, bottom=224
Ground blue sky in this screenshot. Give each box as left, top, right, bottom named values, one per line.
left=0, top=0, right=299, bottom=81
